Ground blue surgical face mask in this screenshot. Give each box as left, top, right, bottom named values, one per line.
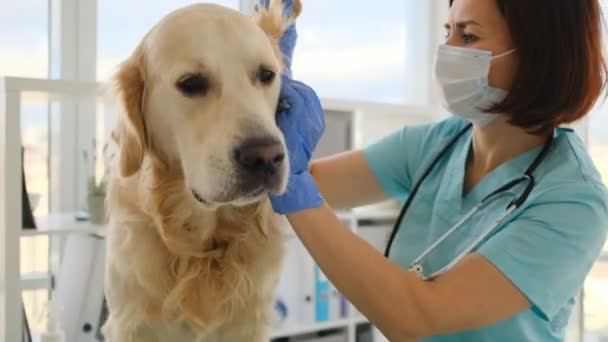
left=433, top=44, right=516, bottom=127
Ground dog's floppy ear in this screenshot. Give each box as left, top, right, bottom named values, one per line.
left=255, top=0, right=302, bottom=53
left=114, top=49, right=147, bottom=178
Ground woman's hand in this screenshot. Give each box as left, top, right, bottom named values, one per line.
left=265, top=0, right=327, bottom=214
left=270, top=75, right=326, bottom=214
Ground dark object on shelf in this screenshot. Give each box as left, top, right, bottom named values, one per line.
left=22, top=147, right=37, bottom=229
left=356, top=323, right=373, bottom=342
left=22, top=301, right=32, bottom=342
left=289, top=330, right=347, bottom=342
left=95, top=297, right=109, bottom=340
left=21, top=148, right=35, bottom=341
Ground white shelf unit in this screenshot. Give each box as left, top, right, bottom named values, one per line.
left=21, top=209, right=393, bottom=342
left=270, top=207, right=396, bottom=342
left=31, top=317, right=371, bottom=342
left=1, top=76, right=103, bottom=342
left=23, top=214, right=106, bottom=237
left=20, top=214, right=105, bottom=293
left=271, top=315, right=370, bottom=340
left=2, top=76, right=424, bottom=341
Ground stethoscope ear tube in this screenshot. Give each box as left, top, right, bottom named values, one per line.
left=511, top=176, right=535, bottom=208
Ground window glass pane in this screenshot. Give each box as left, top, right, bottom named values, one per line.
left=0, top=1, right=50, bottom=216
left=584, top=260, right=608, bottom=341
left=1, top=1, right=50, bottom=335
left=0, top=0, right=49, bottom=78
left=291, top=1, right=407, bottom=104
left=22, top=289, right=50, bottom=334
left=584, top=2, right=608, bottom=340
left=97, top=0, right=240, bottom=80
left=584, top=110, right=608, bottom=341
left=22, top=94, right=50, bottom=216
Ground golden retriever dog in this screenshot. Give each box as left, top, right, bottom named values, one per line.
left=102, top=1, right=301, bottom=341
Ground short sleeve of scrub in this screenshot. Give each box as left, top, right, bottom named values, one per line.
left=478, top=181, right=608, bottom=321
left=363, top=118, right=467, bottom=201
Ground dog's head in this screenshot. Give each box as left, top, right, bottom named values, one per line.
left=112, top=1, right=301, bottom=209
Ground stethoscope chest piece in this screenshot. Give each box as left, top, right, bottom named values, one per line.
left=410, top=264, right=424, bottom=278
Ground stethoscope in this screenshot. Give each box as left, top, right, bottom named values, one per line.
left=383, top=123, right=556, bottom=280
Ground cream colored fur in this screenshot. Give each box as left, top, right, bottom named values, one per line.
left=102, top=2, right=301, bottom=341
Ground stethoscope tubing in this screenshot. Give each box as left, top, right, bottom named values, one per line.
left=383, top=124, right=473, bottom=257
left=384, top=123, right=555, bottom=264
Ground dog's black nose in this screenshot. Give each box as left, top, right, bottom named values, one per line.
left=235, top=137, right=285, bottom=177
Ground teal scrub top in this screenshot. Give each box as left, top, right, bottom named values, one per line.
left=363, top=117, right=608, bottom=342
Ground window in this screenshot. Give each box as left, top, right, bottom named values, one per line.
left=582, top=3, right=608, bottom=340
left=291, top=1, right=408, bottom=104
left=0, top=0, right=51, bottom=335
left=0, top=0, right=50, bottom=215
left=97, top=0, right=240, bottom=80
left=0, top=1, right=49, bottom=79
left=98, top=0, right=419, bottom=105
left=584, top=109, right=608, bottom=341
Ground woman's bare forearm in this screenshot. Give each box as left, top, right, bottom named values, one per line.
left=310, top=150, right=388, bottom=209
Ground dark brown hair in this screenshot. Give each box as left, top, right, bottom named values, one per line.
left=449, top=0, right=607, bottom=133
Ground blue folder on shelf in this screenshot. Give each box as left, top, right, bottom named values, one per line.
left=314, top=264, right=331, bottom=322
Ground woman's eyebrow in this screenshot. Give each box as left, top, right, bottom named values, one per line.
left=444, top=20, right=482, bottom=29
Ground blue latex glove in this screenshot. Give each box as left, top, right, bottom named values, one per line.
left=270, top=75, right=326, bottom=214
left=260, top=0, right=297, bottom=75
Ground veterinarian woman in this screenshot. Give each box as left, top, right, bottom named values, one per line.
left=269, top=0, right=608, bottom=341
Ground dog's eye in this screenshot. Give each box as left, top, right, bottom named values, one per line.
left=258, top=67, right=276, bottom=85
left=176, top=74, right=209, bottom=96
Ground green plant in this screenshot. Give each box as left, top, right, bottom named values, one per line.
left=88, top=176, right=107, bottom=197
left=83, top=140, right=114, bottom=197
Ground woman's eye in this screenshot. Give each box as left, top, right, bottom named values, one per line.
left=462, top=33, right=478, bottom=44
left=176, top=74, right=209, bottom=97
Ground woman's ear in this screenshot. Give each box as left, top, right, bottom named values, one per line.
left=113, top=49, right=148, bottom=178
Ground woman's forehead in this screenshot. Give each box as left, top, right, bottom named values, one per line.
left=448, top=0, right=503, bottom=28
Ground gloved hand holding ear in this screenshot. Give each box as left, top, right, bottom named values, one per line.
left=270, top=75, right=325, bottom=215
left=262, top=0, right=326, bottom=215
